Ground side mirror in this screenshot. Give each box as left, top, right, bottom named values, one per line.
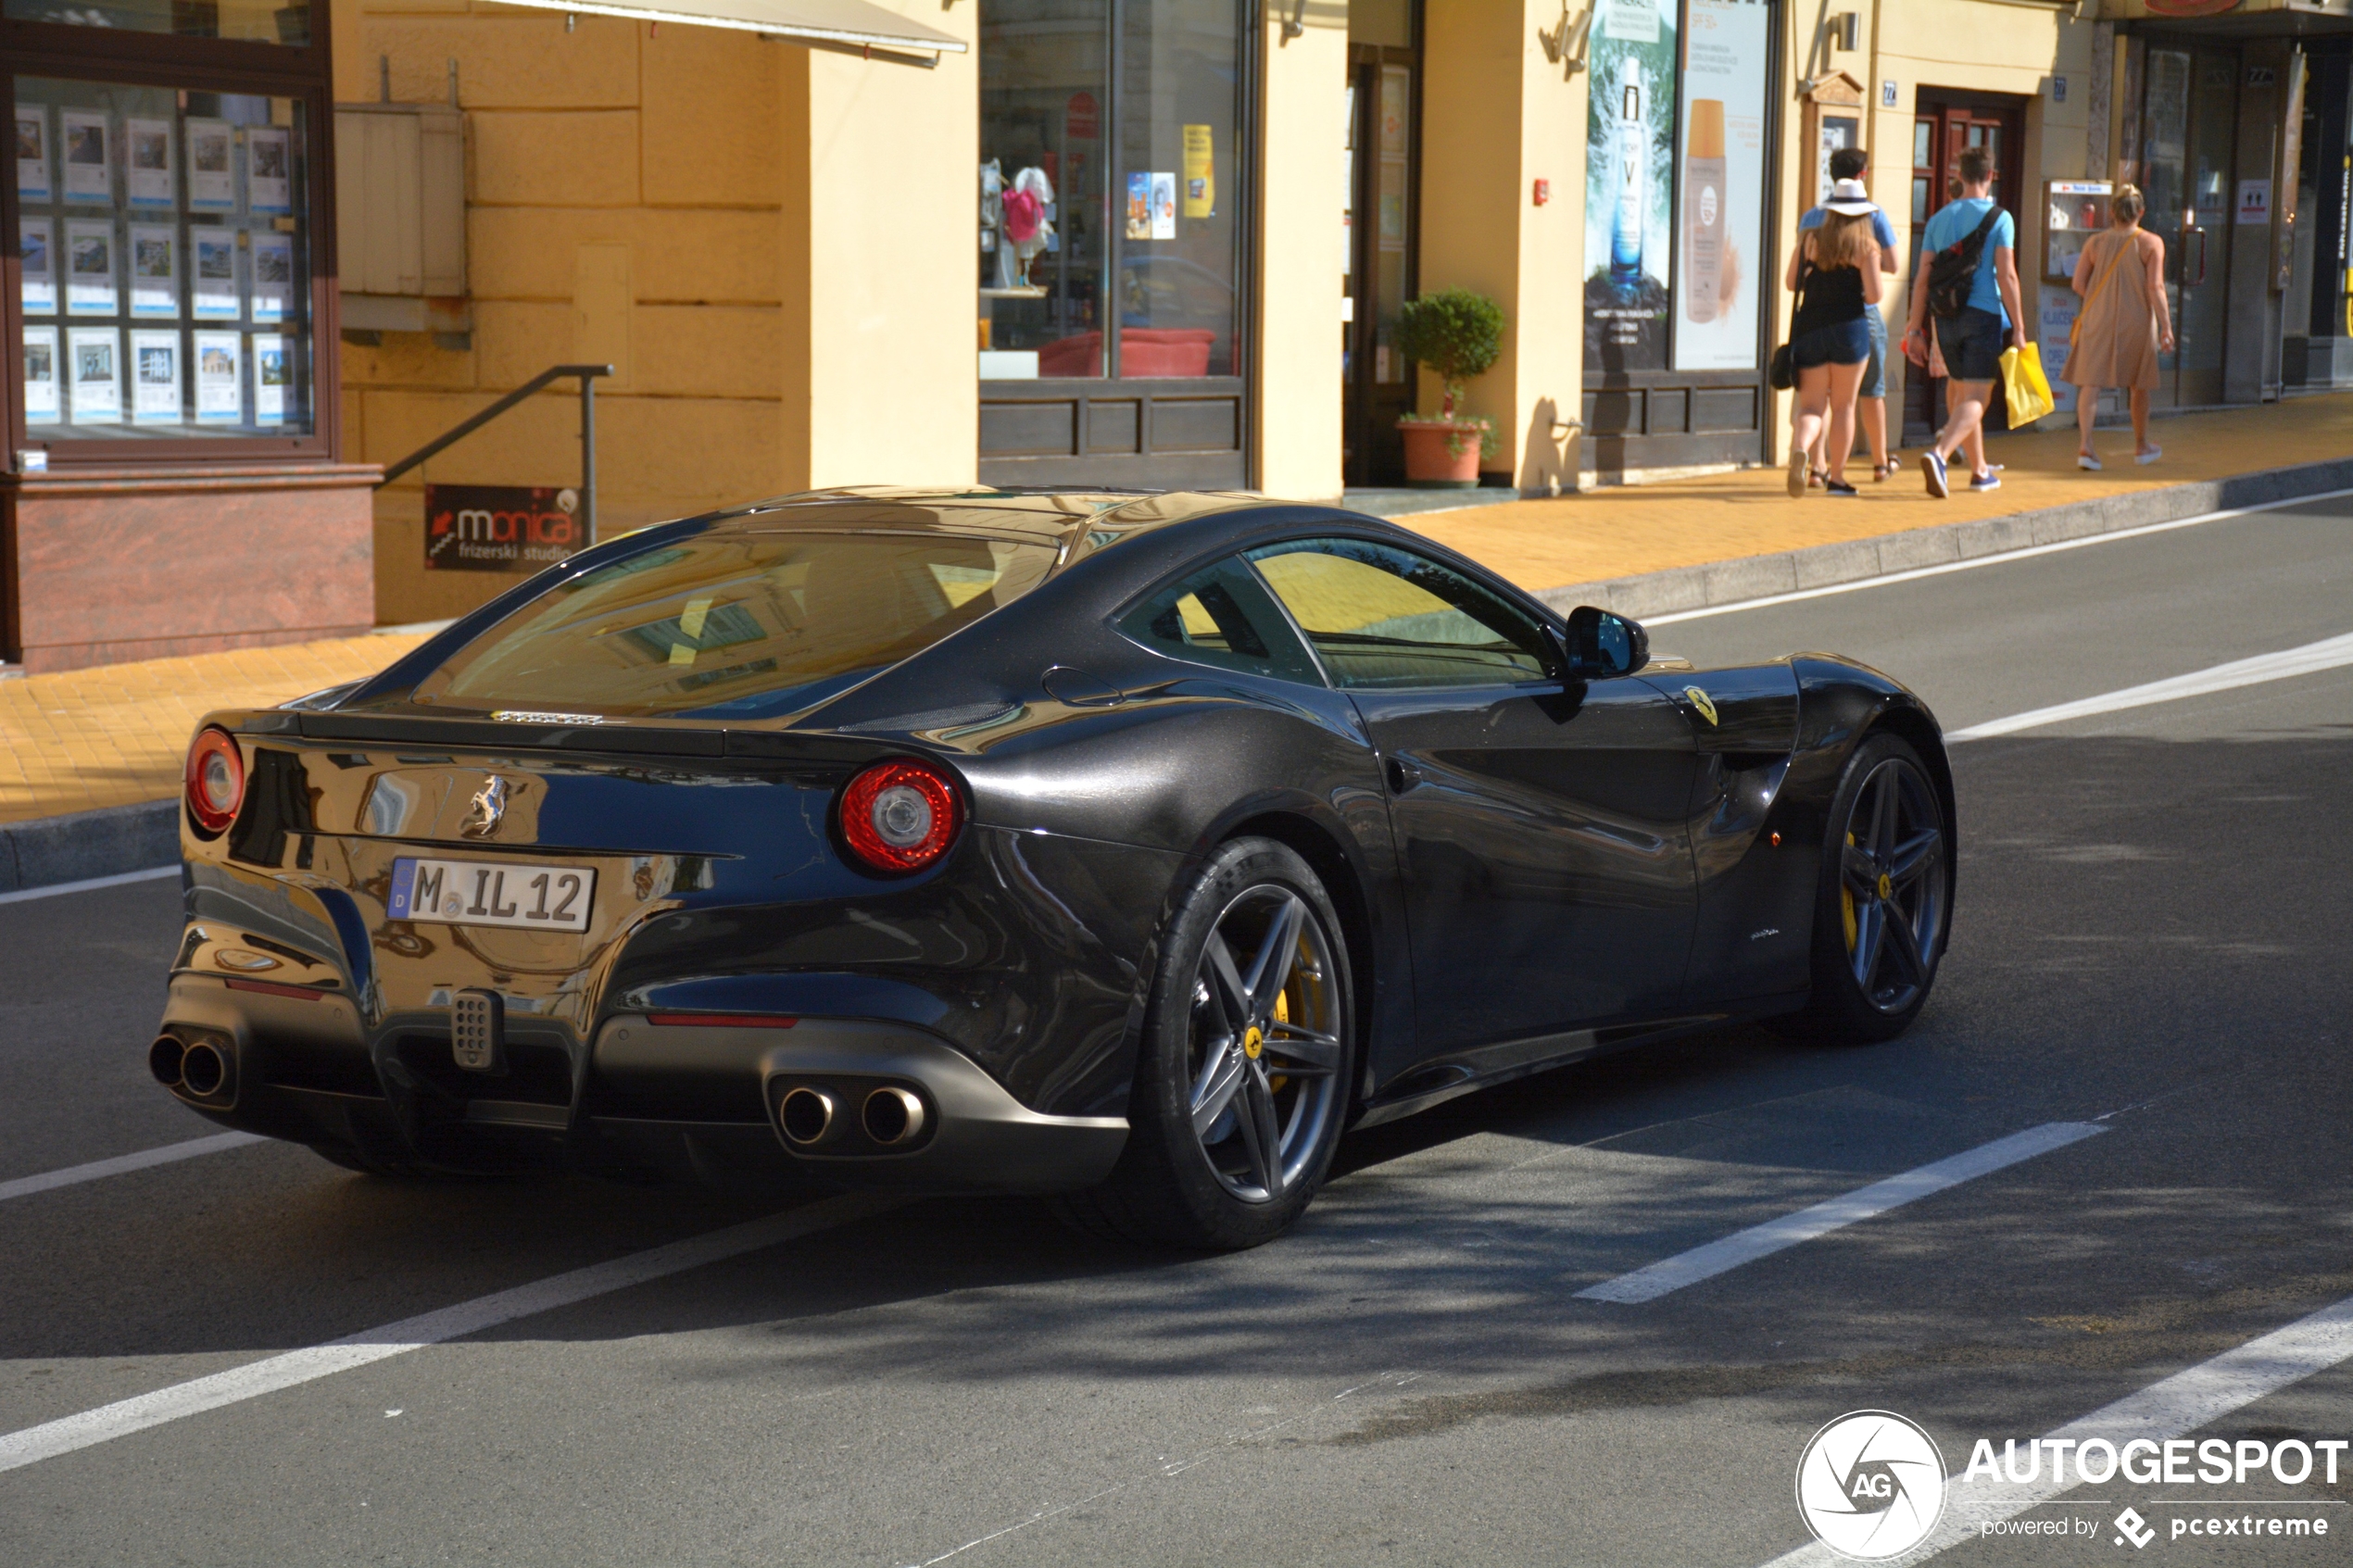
left=1560, top=605, right=1649, bottom=680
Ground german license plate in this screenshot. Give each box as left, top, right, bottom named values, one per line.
left=388, top=857, right=595, bottom=933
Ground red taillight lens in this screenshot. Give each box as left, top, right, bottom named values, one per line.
left=184, top=726, right=246, bottom=835
left=839, top=759, right=963, bottom=874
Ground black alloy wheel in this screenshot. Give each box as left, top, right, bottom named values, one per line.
left=1052, top=836, right=1353, bottom=1251
left=1781, top=733, right=1950, bottom=1044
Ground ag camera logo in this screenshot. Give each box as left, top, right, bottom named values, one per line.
left=1795, top=1410, right=1947, bottom=1561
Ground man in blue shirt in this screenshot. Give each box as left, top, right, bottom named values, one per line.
left=1799, top=146, right=1900, bottom=483
left=1902, top=145, right=2026, bottom=497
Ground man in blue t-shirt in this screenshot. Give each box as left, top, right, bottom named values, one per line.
left=1902, top=145, right=2025, bottom=497
left=1798, top=145, right=1900, bottom=483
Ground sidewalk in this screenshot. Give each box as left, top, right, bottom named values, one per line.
left=3, top=393, right=2347, bottom=833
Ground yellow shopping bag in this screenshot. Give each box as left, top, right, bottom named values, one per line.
left=1999, top=341, right=2056, bottom=425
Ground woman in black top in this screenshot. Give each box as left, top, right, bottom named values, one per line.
left=1780, top=179, right=1885, bottom=497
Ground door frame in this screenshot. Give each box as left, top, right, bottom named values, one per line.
left=1903, top=92, right=2029, bottom=445
left=1343, top=31, right=1424, bottom=488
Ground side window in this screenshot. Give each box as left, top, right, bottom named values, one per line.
left=1119, top=557, right=1324, bottom=684
left=1245, top=537, right=1554, bottom=690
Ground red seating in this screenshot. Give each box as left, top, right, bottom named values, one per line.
left=1035, top=328, right=1215, bottom=378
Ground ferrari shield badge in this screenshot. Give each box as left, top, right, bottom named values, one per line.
left=1683, top=686, right=1719, bottom=726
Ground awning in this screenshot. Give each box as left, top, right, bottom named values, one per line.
left=491, top=0, right=965, bottom=61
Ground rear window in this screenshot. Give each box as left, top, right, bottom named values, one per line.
left=408, top=532, right=1058, bottom=719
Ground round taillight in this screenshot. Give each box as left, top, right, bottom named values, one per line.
left=839, top=759, right=963, bottom=874
left=184, top=727, right=246, bottom=835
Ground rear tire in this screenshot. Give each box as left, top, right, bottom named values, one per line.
left=1051, top=837, right=1354, bottom=1251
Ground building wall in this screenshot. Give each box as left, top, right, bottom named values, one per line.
left=1254, top=1, right=1349, bottom=502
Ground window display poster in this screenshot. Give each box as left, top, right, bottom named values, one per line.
left=1672, top=0, right=1771, bottom=371
left=68, top=326, right=121, bottom=423
left=250, top=232, right=293, bottom=322
left=187, top=119, right=235, bottom=209
left=247, top=128, right=291, bottom=214
left=21, top=220, right=57, bottom=316
left=1126, top=171, right=1151, bottom=240
left=252, top=332, right=287, bottom=424
left=127, top=118, right=174, bottom=207
left=193, top=232, right=239, bottom=319
left=1183, top=126, right=1214, bottom=220
left=17, top=107, right=50, bottom=201
left=131, top=224, right=178, bottom=318
left=65, top=220, right=118, bottom=316
left=1150, top=172, right=1176, bottom=239
left=131, top=329, right=182, bottom=422
left=194, top=330, right=241, bottom=422
left=1583, top=0, right=1678, bottom=373
left=61, top=110, right=111, bottom=204
left=23, top=324, right=61, bottom=423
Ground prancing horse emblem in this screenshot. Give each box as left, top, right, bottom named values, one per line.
left=1683, top=686, right=1719, bottom=726
left=462, top=775, right=509, bottom=837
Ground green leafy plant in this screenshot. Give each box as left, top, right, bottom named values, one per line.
left=1391, top=288, right=1504, bottom=423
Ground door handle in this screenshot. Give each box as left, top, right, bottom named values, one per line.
left=2185, top=227, right=2208, bottom=287
left=1386, top=757, right=1420, bottom=795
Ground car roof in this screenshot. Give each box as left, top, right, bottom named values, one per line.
left=694, top=486, right=1273, bottom=553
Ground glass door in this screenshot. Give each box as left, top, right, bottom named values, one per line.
left=1342, top=49, right=1416, bottom=485
left=2142, top=45, right=2237, bottom=408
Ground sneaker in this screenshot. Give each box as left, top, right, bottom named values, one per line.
left=2135, top=445, right=2162, bottom=465
left=1788, top=443, right=1809, bottom=497
left=1823, top=479, right=1859, bottom=497
left=2077, top=452, right=2103, bottom=471
left=1969, top=470, right=2002, bottom=492
left=1920, top=450, right=1949, bottom=499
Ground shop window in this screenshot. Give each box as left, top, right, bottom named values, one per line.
left=977, top=0, right=1244, bottom=383
left=15, top=75, right=315, bottom=443
left=5, top=0, right=306, bottom=45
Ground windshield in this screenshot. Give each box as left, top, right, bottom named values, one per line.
left=408, top=531, right=1058, bottom=719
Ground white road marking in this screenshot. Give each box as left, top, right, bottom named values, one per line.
left=0, top=1132, right=265, bottom=1204
left=0, top=865, right=177, bottom=906
left=1945, top=630, right=2353, bottom=741
left=0, top=1192, right=903, bottom=1474
left=1642, top=485, right=2353, bottom=626
left=1575, top=1123, right=2105, bottom=1304
left=1757, top=1289, right=2353, bottom=1567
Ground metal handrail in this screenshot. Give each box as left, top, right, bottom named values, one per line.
left=376, top=364, right=613, bottom=546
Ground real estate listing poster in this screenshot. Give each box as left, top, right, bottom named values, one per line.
left=18, top=107, right=51, bottom=201
left=68, top=326, right=121, bottom=423
left=64, top=220, right=117, bottom=317
left=1671, top=0, right=1770, bottom=370
left=193, top=232, right=239, bottom=319
left=21, top=220, right=57, bottom=315
left=22, top=325, right=61, bottom=423
left=186, top=120, right=235, bottom=210
left=247, top=128, right=291, bottom=214
left=252, top=332, right=288, bottom=424
left=130, top=224, right=179, bottom=318
left=194, top=330, right=242, bottom=422
left=1583, top=0, right=1678, bottom=373
left=127, top=118, right=175, bottom=208
left=250, top=233, right=293, bottom=322
left=131, top=329, right=182, bottom=422
left=61, top=110, right=112, bottom=204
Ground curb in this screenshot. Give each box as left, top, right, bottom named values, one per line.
left=1531, top=455, right=2353, bottom=621
left=0, top=800, right=178, bottom=895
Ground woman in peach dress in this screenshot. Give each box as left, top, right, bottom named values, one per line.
left=2064, top=183, right=2175, bottom=470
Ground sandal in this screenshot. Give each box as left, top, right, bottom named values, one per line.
left=1872, top=462, right=1896, bottom=483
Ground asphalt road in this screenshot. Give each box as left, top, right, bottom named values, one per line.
left=3, top=492, right=2350, bottom=1567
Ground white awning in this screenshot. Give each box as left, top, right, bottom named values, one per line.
left=492, top=0, right=965, bottom=57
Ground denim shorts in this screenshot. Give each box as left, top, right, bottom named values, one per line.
left=1861, top=306, right=1888, bottom=399
left=1936, top=307, right=2006, bottom=383
left=1791, top=318, right=1870, bottom=370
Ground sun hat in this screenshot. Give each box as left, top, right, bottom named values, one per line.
left=1821, top=178, right=1879, bottom=216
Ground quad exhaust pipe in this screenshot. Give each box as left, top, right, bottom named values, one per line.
left=861, top=1086, right=926, bottom=1147
left=775, top=1083, right=929, bottom=1148
left=777, top=1086, right=836, bottom=1147
left=151, top=1031, right=233, bottom=1099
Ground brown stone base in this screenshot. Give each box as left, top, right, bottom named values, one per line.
left=2, top=461, right=383, bottom=674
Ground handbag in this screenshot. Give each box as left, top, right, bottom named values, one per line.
left=1769, top=256, right=1811, bottom=391
left=1999, top=341, right=2056, bottom=424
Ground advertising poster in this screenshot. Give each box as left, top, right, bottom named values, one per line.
left=21, top=220, right=57, bottom=316
left=1673, top=0, right=1771, bottom=370
left=193, top=331, right=242, bottom=422
left=18, top=107, right=51, bottom=201
left=250, top=233, right=293, bottom=322
left=64, top=220, right=117, bottom=316
left=247, top=128, right=291, bottom=214
left=1150, top=172, right=1176, bottom=239
left=23, top=325, right=61, bottom=423
left=130, top=224, right=178, bottom=318
left=1583, top=0, right=1678, bottom=372
left=61, top=109, right=111, bottom=203
left=424, top=484, right=583, bottom=572
left=1182, top=126, right=1214, bottom=220
left=1126, top=171, right=1151, bottom=240
left=186, top=119, right=234, bottom=209
left=67, top=326, right=121, bottom=423
left=131, top=330, right=182, bottom=423
left=252, top=332, right=288, bottom=424
left=193, top=232, right=239, bottom=319
left=127, top=117, right=174, bottom=207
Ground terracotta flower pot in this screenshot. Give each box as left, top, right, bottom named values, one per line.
left=1397, top=420, right=1484, bottom=488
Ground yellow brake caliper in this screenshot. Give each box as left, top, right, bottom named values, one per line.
left=1842, top=831, right=1858, bottom=952
left=1270, top=980, right=1291, bottom=1094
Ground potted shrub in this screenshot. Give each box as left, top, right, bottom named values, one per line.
left=1392, top=288, right=1503, bottom=488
